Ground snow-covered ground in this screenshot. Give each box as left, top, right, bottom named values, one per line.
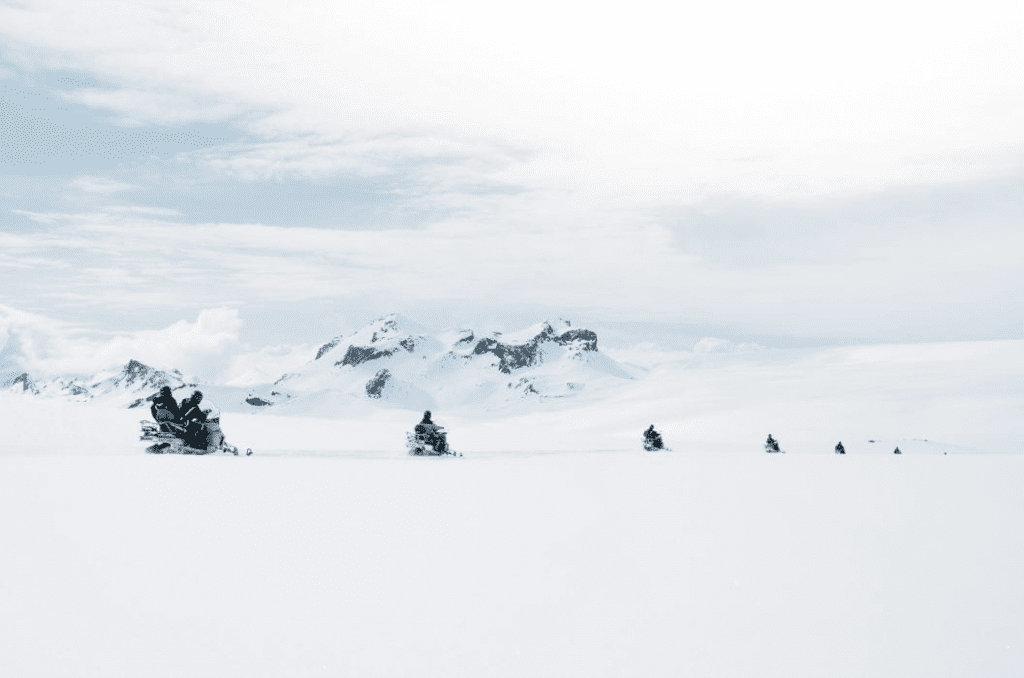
left=1, top=340, right=1022, bottom=676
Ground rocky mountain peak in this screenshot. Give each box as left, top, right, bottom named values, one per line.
left=2, top=372, right=39, bottom=394
left=470, top=321, right=598, bottom=374
left=313, top=314, right=424, bottom=362
left=102, top=359, right=185, bottom=392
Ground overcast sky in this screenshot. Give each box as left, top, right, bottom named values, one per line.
left=1, top=0, right=1022, bottom=380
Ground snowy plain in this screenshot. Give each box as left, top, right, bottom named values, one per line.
left=1, top=339, right=1023, bottom=677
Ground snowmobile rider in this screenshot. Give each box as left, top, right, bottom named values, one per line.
left=643, top=424, right=664, bottom=450
left=179, top=390, right=224, bottom=452
left=149, top=386, right=181, bottom=433
left=638, top=426, right=663, bottom=450
left=414, top=410, right=447, bottom=453
left=417, top=410, right=438, bottom=438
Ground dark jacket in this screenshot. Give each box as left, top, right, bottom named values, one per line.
left=151, top=392, right=181, bottom=426
left=180, top=399, right=208, bottom=425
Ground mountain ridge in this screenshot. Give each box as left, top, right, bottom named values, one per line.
left=1, top=314, right=640, bottom=414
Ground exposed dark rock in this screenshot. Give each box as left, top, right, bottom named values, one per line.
left=471, top=323, right=599, bottom=374
left=398, top=338, right=416, bottom=352
left=112, top=359, right=181, bottom=391
left=370, top=319, right=399, bottom=343
left=63, top=382, right=89, bottom=396
left=337, top=345, right=398, bottom=367
left=365, top=369, right=391, bottom=398
left=246, top=397, right=272, bottom=407
left=554, top=329, right=598, bottom=351
left=507, top=377, right=539, bottom=396
left=120, top=359, right=150, bottom=386
left=315, top=338, right=341, bottom=360
left=127, top=398, right=146, bottom=409
left=473, top=337, right=542, bottom=374
left=455, top=331, right=475, bottom=345
left=10, top=372, right=37, bottom=393
left=273, top=374, right=294, bottom=385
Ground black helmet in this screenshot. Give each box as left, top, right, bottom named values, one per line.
left=194, top=391, right=203, bottom=402
left=159, top=386, right=173, bottom=397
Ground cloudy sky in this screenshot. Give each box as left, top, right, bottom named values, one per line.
left=1, top=0, right=1022, bottom=381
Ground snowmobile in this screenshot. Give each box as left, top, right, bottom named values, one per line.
left=643, top=426, right=668, bottom=452
left=140, top=420, right=252, bottom=456
left=643, top=438, right=667, bottom=452
left=406, top=423, right=459, bottom=456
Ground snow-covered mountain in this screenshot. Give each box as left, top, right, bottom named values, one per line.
left=242, top=314, right=638, bottom=413
left=1, top=359, right=195, bottom=407
left=1, top=315, right=638, bottom=414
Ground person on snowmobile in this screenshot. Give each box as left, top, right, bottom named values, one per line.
left=415, top=410, right=437, bottom=440
left=643, top=424, right=665, bottom=451
left=149, top=386, right=181, bottom=433
left=413, top=410, right=448, bottom=454
left=179, top=390, right=224, bottom=452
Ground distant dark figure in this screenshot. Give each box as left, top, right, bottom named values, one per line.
left=835, top=441, right=846, bottom=455
left=411, top=410, right=449, bottom=455
left=894, top=446, right=902, bottom=455
left=149, top=386, right=181, bottom=432
left=765, top=434, right=782, bottom=453
left=643, top=425, right=665, bottom=451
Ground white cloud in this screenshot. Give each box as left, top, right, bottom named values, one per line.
left=693, top=338, right=763, bottom=355
left=101, top=205, right=181, bottom=216
left=0, top=211, right=698, bottom=316
left=58, top=87, right=246, bottom=127
left=9, top=209, right=104, bottom=224
left=0, top=304, right=247, bottom=381
left=1, top=0, right=1022, bottom=208
left=220, top=343, right=316, bottom=387
left=2, top=200, right=1023, bottom=342
left=0, top=302, right=326, bottom=385
left=2, top=0, right=1023, bottom=345
left=69, top=176, right=139, bottom=194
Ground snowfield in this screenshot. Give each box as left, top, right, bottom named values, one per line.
left=1, top=339, right=1023, bottom=676
left=1, top=452, right=1022, bottom=677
